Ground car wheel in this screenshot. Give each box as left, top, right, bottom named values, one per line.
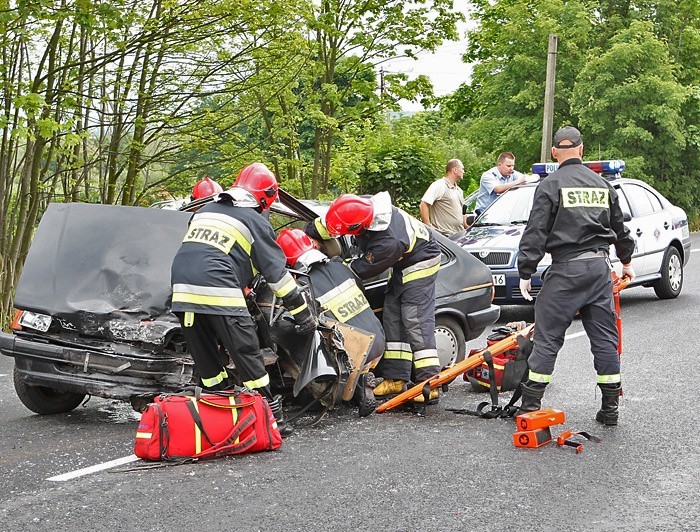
left=434, top=316, right=466, bottom=368
left=129, top=395, right=156, bottom=413
left=653, top=246, right=683, bottom=299
left=13, top=366, right=86, bottom=414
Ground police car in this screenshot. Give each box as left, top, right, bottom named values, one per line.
left=455, top=160, right=691, bottom=304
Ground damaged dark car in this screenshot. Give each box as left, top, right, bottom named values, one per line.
left=0, top=190, right=499, bottom=415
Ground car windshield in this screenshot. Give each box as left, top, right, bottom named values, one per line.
left=463, top=189, right=478, bottom=213
left=473, top=186, right=536, bottom=226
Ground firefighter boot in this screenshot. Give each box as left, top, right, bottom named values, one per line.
left=413, top=389, right=439, bottom=404
left=596, top=383, right=621, bottom=426
left=373, top=379, right=407, bottom=397
left=352, top=372, right=377, bottom=417
left=268, top=395, right=294, bottom=437
left=518, top=382, right=547, bottom=414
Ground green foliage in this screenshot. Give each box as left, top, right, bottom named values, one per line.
left=446, top=0, right=700, bottom=218
left=171, top=0, right=466, bottom=200
left=573, top=21, right=687, bottom=200
left=290, top=0, right=464, bottom=197
left=337, top=112, right=483, bottom=216
left=358, top=136, right=443, bottom=216
left=453, top=0, right=595, bottom=168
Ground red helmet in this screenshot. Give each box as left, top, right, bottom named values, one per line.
left=276, top=228, right=314, bottom=268
left=325, top=194, right=374, bottom=236
left=191, top=177, right=223, bottom=200
left=234, top=163, right=278, bottom=210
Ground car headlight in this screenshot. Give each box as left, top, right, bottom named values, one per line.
left=15, top=310, right=53, bottom=332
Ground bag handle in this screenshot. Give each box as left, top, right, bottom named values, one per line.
left=167, top=387, right=258, bottom=410
left=170, top=386, right=257, bottom=400
left=198, top=397, right=257, bottom=410
left=192, top=412, right=258, bottom=459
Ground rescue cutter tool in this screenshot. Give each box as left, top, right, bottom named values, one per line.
left=376, top=324, right=535, bottom=412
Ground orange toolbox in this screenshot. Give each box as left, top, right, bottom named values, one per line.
left=513, top=427, right=552, bottom=448
left=515, top=408, right=565, bottom=431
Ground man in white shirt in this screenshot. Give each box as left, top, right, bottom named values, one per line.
left=420, top=159, right=466, bottom=238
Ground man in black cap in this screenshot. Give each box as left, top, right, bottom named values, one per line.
left=516, top=125, right=636, bottom=426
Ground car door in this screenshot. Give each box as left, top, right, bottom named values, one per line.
left=616, top=182, right=670, bottom=276
left=610, top=184, right=643, bottom=272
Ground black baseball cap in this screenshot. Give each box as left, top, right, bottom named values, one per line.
left=553, top=126, right=583, bottom=148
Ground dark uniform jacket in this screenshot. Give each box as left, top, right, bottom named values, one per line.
left=307, top=257, right=385, bottom=361
left=349, top=195, right=441, bottom=292
left=171, top=201, right=302, bottom=315
left=518, top=158, right=635, bottom=280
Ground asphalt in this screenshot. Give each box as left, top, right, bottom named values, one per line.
left=1, top=236, right=699, bottom=531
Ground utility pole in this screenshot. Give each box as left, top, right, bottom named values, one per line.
left=379, top=68, right=391, bottom=122
left=541, top=34, right=558, bottom=163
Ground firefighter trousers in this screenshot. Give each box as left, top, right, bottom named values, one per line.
left=175, top=312, right=272, bottom=399
left=377, top=273, right=440, bottom=383
left=528, top=257, right=620, bottom=384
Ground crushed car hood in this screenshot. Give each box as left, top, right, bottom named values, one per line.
left=13, top=203, right=191, bottom=343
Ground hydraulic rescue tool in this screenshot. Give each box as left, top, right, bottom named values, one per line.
left=612, top=272, right=631, bottom=355
left=376, top=324, right=535, bottom=413
left=612, top=272, right=630, bottom=396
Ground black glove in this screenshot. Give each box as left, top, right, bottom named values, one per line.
left=293, top=307, right=318, bottom=335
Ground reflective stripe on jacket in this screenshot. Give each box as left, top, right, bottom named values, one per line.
left=171, top=201, right=300, bottom=315
left=349, top=205, right=441, bottom=283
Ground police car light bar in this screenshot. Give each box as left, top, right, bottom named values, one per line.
left=532, top=160, right=626, bottom=178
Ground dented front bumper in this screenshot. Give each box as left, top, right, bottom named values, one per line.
left=0, top=331, right=194, bottom=400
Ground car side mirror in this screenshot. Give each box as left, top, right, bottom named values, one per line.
left=623, top=212, right=632, bottom=222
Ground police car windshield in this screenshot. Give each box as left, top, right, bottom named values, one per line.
left=473, top=187, right=535, bottom=227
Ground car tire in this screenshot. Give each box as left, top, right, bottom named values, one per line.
left=653, top=246, right=683, bottom=299
left=434, top=316, right=466, bottom=368
left=13, top=366, right=86, bottom=415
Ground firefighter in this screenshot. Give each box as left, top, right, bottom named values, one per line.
left=276, top=228, right=386, bottom=416
left=517, top=126, right=636, bottom=426
left=306, top=192, right=442, bottom=404
left=190, top=177, right=223, bottom=201
left=170, top=163, right=317, bottom=436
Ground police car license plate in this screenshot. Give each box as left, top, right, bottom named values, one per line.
left=492, top=274, right=506, bottom=286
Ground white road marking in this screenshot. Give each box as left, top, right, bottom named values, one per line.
left=564, top=331, right=587, bottom=340
left=47, top=454, right=140, bottom=481
left=691, top=248, right=700, bottom=253
left=0, top=373, right=8, bottom=377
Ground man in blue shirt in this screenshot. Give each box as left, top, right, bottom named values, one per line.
left=475, top=152, right=537, bottom=214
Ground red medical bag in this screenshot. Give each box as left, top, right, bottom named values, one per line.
left=465, top=327, right=526, bottom=392
left=134, top=388, right=282, bottom=461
